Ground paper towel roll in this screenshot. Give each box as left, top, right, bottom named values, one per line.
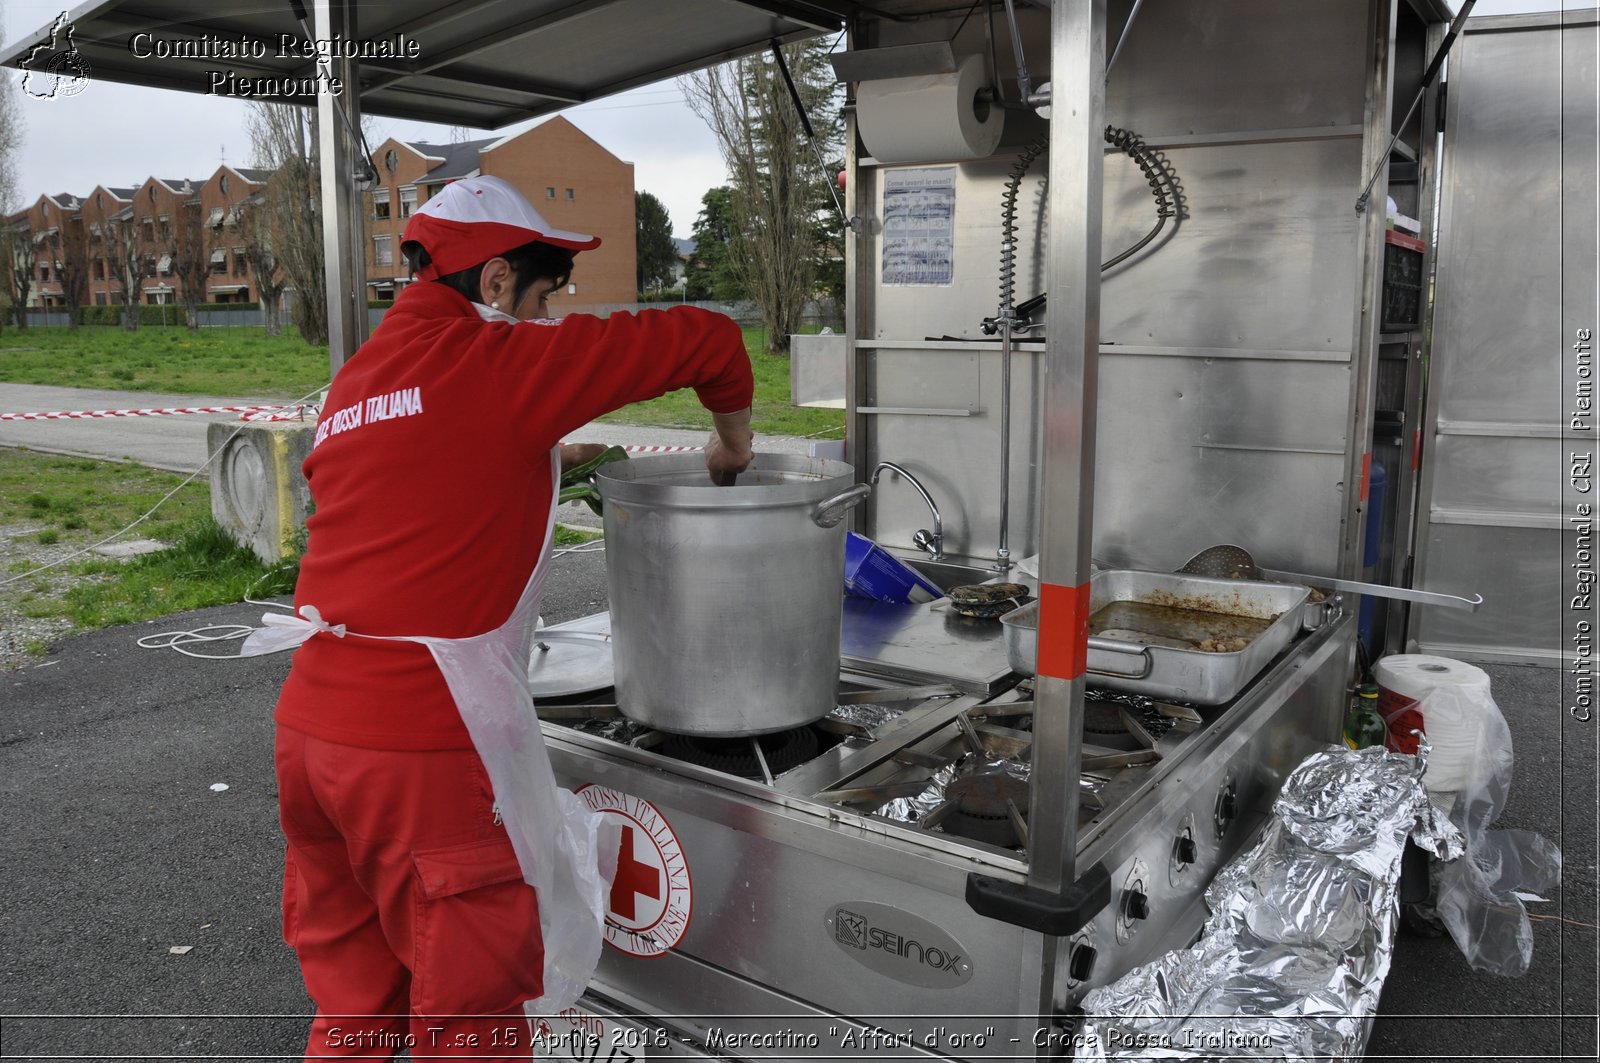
left=856, top=54, right=1004, bottom=164
left=1373, top=654, right=1494, bottom=792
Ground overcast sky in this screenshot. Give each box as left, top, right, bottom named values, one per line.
left=0, top=1, right=732, bottom=239
left=0, top=0, right=1572, bottom=238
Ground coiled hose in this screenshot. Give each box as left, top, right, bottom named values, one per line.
left=992, top=125, right=1181, bottom=329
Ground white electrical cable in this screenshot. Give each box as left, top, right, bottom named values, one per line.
left=138, top=535, right=608, bottom=660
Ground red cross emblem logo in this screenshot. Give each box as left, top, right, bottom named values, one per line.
left=576, top=785, right=693, bottom=957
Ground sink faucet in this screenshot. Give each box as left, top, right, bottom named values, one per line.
left=869, top=462, right=944, bottom=561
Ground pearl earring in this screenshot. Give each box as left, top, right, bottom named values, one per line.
left=490, top=300, right=500, bottom=309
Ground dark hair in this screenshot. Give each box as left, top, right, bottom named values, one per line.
left=402, top=239, right=576, bottom=310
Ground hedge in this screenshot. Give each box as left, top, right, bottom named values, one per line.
left=61, top=302, right=268, bottom=326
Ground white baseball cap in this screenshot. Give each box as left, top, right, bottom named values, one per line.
left=401, top=175, right=600, bottom=281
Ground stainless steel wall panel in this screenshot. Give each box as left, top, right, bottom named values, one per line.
left=1102, top=0, right=1370, bottom=138
left=1099, top=138, right=1366, bottom=355
left=1414, top=524, right=1563, bottom=663
left=1428, top=434, right=1566, bottom=519
left=1413, top=13, right=1597, bottom=664
left=867, top=160, right=1050, bottom=342
left=1092, top=355, right=1350, bottom=571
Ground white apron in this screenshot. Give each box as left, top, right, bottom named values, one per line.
left=244, top=447, right=620, bottom=1016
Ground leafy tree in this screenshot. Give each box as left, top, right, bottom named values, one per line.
left=635, top=190, right=678, bottom=293
left=684, top=187, right=743, bottom=302
left=682, top=40, right=843, bottom=354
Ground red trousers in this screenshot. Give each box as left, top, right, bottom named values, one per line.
left=275, top=726, right=544, bottom=1061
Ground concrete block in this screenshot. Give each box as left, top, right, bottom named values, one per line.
left=207, top=420, right=314, bottom=564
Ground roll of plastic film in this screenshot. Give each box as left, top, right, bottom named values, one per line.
left=856, top=54, right=1004, bottom=164
left=1372, top=654, right=1493, bottom=792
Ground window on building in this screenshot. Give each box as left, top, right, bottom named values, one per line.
left=93, top=259, right=104, bottom=280
left=157, top=254, right=173, bottom=275
left=399, top=187, right=417, bottom=218
left=142, top=217, right=154, bottom=241
left=546, top=187, right=555, bottom=199
left=220, top=174, right=230, bottom=195
left=39, top=264, right=48, bottom=282
left=373, top=188, right=390, bottom=221
left=374, top=234, right=393, bottom=267
left=95, top=292, right=107, bottom=306
left=565, top=188, right=574, bottom=201
left=207, top=207, right=224, bottom=228
left=234, top=247, right=248, bottom=276
left=385, top=149, right=398, bottom=173
left=209, top=248, right=228, bottom=274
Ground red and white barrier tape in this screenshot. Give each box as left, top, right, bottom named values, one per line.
left=619, top=444, right=703, bottom=454
left=0, top=403, right=310, bottom=423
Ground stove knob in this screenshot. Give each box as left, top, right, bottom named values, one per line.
left=1123, top=889, right=1150, bottom=921
left=1069, top=943, right=1098, bottom=982
left=1175, top=836, right=1198, bottom=865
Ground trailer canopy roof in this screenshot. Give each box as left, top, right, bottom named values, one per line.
left=0, top=0, right=847, bottom=128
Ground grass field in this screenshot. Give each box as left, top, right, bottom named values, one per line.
left=0, top=449, right=602, bottom=658
left=0, top=322, right=845, bottom=438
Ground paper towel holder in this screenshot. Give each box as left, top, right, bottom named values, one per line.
left=829, top=41, right=956, bottom=83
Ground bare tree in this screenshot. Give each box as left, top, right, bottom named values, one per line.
left=48, top=211, right=90, bottom=329
left=1, top=223, right=35, bottom=330
left=247, top=102, right=326, bottom=345
left=237, top=194, right=288, bottom=336
left=103, top=214, right=151, bottom=331
left=0, top=28, right=24, bottom=333
left=169, top=198, right=212, bottom=331
left=682, top=41, right=842, bottom=355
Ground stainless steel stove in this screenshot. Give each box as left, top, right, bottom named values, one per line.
left=537, top=610, right=1354, bottom=1060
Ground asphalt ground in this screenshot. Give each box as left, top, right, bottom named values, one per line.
left=1, top=387, right=1596, bottom=1060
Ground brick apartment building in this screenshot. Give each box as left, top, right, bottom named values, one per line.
left=9, top=115, right=637, bottom=316
left=13, top=165, right=272, bottom=311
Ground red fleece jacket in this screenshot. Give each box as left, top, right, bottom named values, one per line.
left=274, top=283, right=754, bottom=750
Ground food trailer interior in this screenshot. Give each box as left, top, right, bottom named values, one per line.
left=10, top=0, right=1590, bottom=1058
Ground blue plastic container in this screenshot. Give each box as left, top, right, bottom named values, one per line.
left=844, top=532, right=945, bottom=604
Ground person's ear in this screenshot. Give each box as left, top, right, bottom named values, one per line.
left=478, top=258, right=514, bottom=308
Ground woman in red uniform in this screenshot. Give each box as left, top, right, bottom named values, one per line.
left=268, top=176, right=753, bottom=1059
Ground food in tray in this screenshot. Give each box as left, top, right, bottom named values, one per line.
left=1089, top=600, right=1271, bottom=654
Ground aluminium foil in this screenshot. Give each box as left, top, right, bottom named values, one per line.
left=1075, top=743, right=1461, bottom=1060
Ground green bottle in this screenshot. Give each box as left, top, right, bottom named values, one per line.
left=1343, top=683, right=1387, bottom=749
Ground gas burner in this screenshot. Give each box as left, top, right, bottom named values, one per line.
left=1081, top=700, right=1142, bottom=751
left=943, top=773, right=1029, bottom=848
left=657, top=726, right=821, bottom=779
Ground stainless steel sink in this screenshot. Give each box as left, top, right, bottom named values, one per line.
left=901, top=555, right=1024, bottom=593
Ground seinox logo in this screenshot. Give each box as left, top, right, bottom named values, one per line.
left=827, top=902, right=974, bottom=988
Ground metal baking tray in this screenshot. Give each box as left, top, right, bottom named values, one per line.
left=999, top=570, right=1312, bottom=705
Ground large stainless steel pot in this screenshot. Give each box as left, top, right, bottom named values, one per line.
left=595, top=453, right=870, bottom=736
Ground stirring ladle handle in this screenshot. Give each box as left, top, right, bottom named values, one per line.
left=1257, top=568, right=1484, bottom=612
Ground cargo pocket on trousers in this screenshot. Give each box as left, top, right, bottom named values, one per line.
left=411, top=837, right=544, bottom=1016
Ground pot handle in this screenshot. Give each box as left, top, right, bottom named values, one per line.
left=1085, top=637, right=1154, bottom=679
left=811, top=483, right=872, bottom=528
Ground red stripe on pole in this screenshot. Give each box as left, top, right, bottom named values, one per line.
left=1037, top=581, right=1092, bottom=680
left=1359, top=452, right=1372, bottom=502
left=1412, top=430, right=1421, bottom=471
